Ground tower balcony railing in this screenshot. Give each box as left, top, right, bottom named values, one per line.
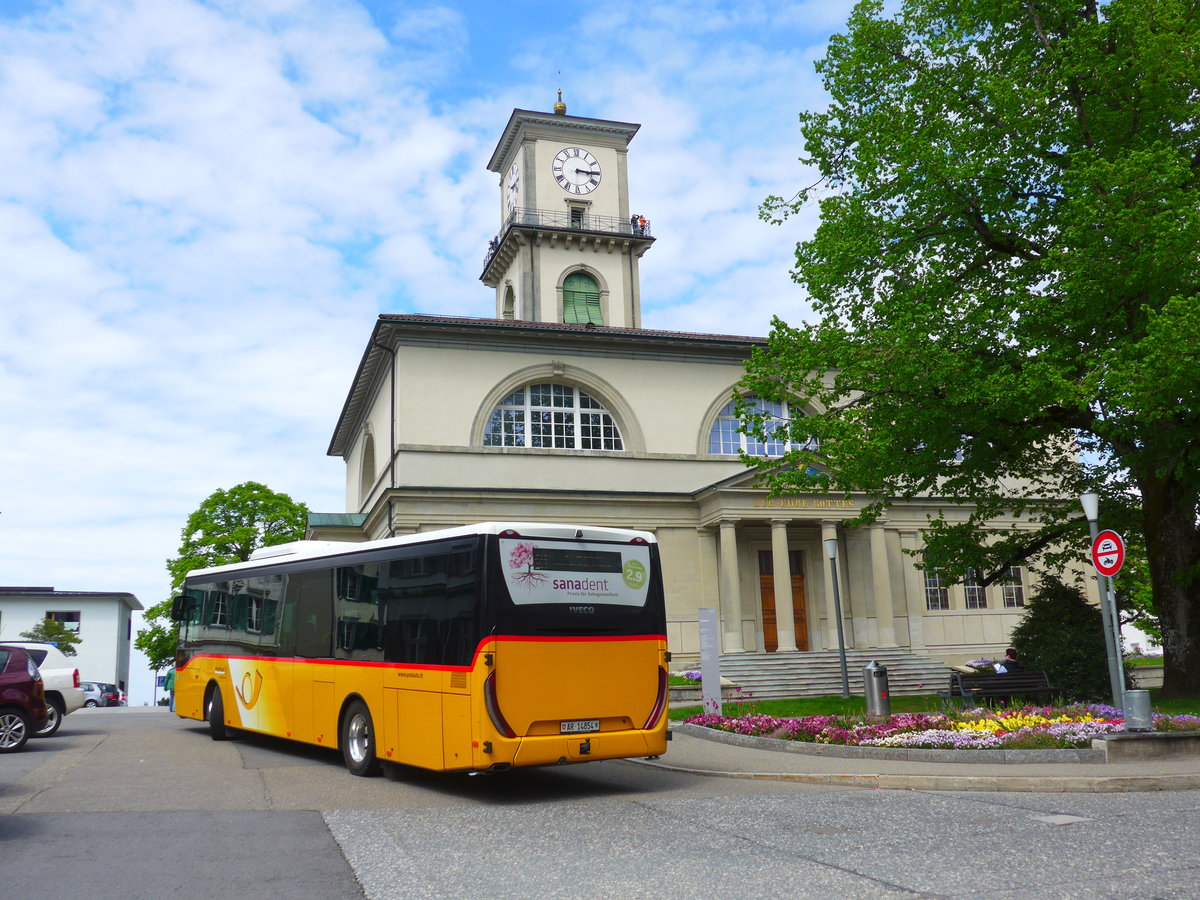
left=484, top=207, right=652, bottom=268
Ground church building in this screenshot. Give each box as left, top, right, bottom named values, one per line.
left=316, top=97, right=1052, bottom=681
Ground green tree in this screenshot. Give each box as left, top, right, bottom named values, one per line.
left=133, top=605, right=178, bottom=673
left=1009, top=579, right=1113, bottom=702
left=745, top=0, right=1200, bottom=695
left=136, top=482, right=310, bottom=667
left=20, top=619, right=81, bottom=656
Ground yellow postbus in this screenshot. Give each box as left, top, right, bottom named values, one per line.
left=170, top=522, right=669, bottom=776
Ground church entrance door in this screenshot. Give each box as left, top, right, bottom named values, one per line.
left=758, top=550, right=808, bottom=652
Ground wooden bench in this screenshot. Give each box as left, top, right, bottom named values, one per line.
left=938, top=670, right=1056, bottom=709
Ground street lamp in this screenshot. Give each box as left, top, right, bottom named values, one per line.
left=1080, top=492, right=1125, bottom=707
left=824, top=537, right=850, bottom=698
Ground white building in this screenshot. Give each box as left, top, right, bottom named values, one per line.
left=314, top=99, right=1081, bottom=687
left=0, top=586, right=142, bottom=693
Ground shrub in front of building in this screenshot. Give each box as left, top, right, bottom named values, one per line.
left=1009, top=578, right=1112, bottom=702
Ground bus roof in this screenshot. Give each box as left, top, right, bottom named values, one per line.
left=184, top=522, right=656, bottom=581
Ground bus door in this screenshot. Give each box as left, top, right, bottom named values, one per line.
left=289, top=570, right=336, bottom=745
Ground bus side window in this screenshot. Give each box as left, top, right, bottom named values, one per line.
left=380, top=549, right=479, bottom=666
left=288, top=570, right=334, bottom=659
left=334, top=564, right=383, bottom=661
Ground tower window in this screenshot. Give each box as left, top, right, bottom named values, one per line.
left=483, top=383, right=623, bottom=451
left=562, top=272, right=603, bottom=325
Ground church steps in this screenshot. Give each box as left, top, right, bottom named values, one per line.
left=703, top=649, right=953, bottom=700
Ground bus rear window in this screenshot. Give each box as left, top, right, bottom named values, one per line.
left=499, top=537, right=650, bottom=607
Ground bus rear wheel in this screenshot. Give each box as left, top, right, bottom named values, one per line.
left=341, top=700, right=380, bottom=777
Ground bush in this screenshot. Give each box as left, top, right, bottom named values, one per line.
left=1009, top=578, right=1114, bottom=702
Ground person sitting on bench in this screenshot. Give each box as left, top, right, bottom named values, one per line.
left=996, top=647, right=1023, bottom=674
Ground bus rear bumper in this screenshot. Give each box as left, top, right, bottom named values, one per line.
left=508, top=728, right=668, bottom=768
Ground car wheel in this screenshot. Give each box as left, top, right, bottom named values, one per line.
left=84, top=700, right=98, bottom=708
left=206, top=687, right=230, bottom=741
left=34, top=697, right=63, bottom=737
left=0, top=708, right=31, bottom=752
left=340, top=699, right=380, bottom=777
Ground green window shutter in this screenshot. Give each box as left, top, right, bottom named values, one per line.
left=562, top=272, right=602, bottom=325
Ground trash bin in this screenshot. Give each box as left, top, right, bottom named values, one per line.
left=864, top=660, right=891, bottom=717
left=1123, top=689, right=1154, bottom=732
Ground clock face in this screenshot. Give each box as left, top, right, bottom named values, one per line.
left=553, top=147, right=602, bottom=194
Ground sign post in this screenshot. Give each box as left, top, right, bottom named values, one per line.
left=697, top=608, right=722, bottom=717
left=1090, top=529, right=1128, bottom=707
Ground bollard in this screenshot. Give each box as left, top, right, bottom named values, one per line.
left=1123, top=689, right=1154, bottom=732
left=864, top=660, right=891, bottom=717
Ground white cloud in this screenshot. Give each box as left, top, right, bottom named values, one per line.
left=0, top=0, right=844, bottom=703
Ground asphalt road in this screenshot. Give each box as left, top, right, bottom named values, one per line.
left=2, top=707, right=1198, bottom=899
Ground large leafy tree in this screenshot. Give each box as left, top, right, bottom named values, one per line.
left=136, top=482, right=310, bottom=670
left=744, top=0, right=1200, bottom=695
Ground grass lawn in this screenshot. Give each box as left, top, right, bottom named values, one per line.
left=667, top=689, right=1199, bottom=722
left=1125, top=657, right=1165, bottom=668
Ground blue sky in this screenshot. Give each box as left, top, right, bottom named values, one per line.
left=0, top=0, right=852, bottom=702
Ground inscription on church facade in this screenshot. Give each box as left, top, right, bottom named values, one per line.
left=752, top=497, right=857, bottom=509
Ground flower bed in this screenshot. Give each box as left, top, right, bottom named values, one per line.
left=683, top=705, right=1200, bottom=750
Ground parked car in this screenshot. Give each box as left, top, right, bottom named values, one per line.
left=81, top=681, right=104, bottom=707
left=1, top=641, right=84, bottom=735
left=97, top=683, right=122, bottom=707
left=0, top=644, right=49, bottom=752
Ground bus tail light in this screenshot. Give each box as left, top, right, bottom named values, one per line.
left=484, top=672, right=516, bottom=738
left=642, top=666, right=668, bottom=730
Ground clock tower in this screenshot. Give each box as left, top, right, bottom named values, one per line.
left=481, top=95, right=654, bottom=328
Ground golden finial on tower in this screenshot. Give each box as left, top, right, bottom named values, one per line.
left=554, top=86, right=566, bottom=115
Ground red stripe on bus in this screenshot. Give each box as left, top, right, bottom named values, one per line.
left=177, top=633, right=667, bottom=676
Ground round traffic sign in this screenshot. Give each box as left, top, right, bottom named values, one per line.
left=1091, top=530, right=1125, bottom=577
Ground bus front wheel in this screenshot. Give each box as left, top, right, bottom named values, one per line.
left=341, top=700, right=380, bottom=777
left=207, top=687, right=230, bottom=741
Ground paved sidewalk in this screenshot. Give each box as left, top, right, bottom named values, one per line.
left=629, top=723, right=1200, bottom=792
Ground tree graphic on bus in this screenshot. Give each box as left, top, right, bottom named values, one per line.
left=508, top=541, right=547, bottom=588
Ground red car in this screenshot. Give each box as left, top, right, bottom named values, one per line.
left=0, top=644, right=49, bottom=752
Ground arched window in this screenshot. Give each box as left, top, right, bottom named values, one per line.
left=483, top=383, right=623, bottom=450
left=562, top=272, right=603, bottom=325
left=708, top=396, right=813, bottom=457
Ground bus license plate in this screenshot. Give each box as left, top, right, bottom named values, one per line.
left=561, top=719, right=600, bottom=734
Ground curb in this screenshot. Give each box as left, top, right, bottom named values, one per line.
left=628, top=756, right=1200, bottom=793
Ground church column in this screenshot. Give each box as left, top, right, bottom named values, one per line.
left=770, top=519, right=798, bottom=652
left=869, top=523, right=897, bottom=647
left=718, top=519, right=745, bottom=652
left=899, top=530, right=927, bottom=649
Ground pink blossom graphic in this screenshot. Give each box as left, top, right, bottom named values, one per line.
left=508, top=542, right=547, bottom=588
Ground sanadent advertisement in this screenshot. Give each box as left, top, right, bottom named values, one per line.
left=499, top=538, right=650, bottom=607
